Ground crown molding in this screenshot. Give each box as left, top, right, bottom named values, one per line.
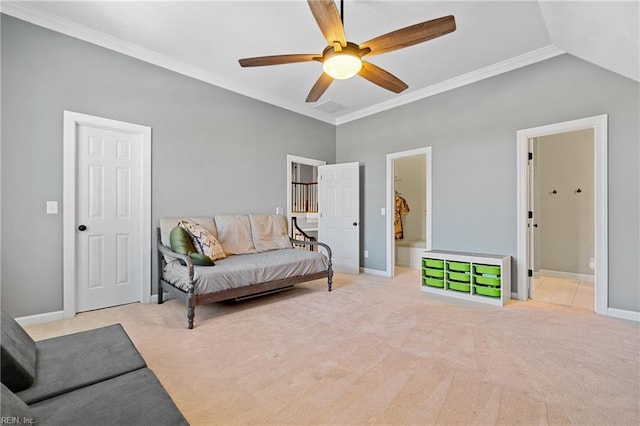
left=0, top=2, right=337, bottom=124
left=335, top=45, right=565, bottom=125
left=2, top=3, right=564, bottom=126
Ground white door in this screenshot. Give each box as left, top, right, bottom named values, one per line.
left=75, top=124, right=143, bottom=312
left=318, top=162, right=360, bottom=274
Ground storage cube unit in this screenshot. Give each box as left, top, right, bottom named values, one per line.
left=421, top=250, right=511, bottom=306
left=421, top=258, right=445, bottom=288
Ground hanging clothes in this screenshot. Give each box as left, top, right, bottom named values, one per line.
left=395, top=194, right=410, bottom=240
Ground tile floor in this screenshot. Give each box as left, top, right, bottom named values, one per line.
left=532, top=275, right=594, bottom=310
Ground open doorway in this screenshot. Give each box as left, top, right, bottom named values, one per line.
left=530, top=129, right=595, bottom=309
left=386, top=147, right=432, bottom=277
left=516, top=115, right=608, bottom=315
left=286, top=155, right=325, bottom=244
left=286, top=155, right=361, bottom=274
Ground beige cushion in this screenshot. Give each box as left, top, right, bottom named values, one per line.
left=159, top=217, right=217, bottom=246
left=179, top=220, right=226, bottom=261
left=214, top=215, right=256, bottom=255
left=249, top=214, right=292, bottom=252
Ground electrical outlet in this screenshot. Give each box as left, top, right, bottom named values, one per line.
left=364, top=250, right=369, bottom=258
left=275, top=206, right=283, bottom=215
left=46, top=201, right=58, bottom=215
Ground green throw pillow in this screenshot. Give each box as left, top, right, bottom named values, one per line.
left=169, top=226, right=214, bottom=266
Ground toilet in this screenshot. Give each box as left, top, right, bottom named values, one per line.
left=589, top=257, right=596, bottom=271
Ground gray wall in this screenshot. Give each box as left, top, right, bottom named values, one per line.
left=535, top=129, right=595, bottom=275
left=336, top=54, right=639, bottom=312
left=0, top=15, right=335, bottom=318
left=2, top=15, right=639, bottom=316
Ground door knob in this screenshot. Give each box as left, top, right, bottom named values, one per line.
left=78, top=225, right=87, bottom=231
left=353, top=222, right=358, bottom=226
left=533, top=224, right=538, bottom=228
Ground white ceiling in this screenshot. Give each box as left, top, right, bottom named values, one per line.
left=2, top=1, right=638, bottom=124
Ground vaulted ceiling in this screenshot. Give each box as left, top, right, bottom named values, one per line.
left=2, top=1, right=638, bottom=124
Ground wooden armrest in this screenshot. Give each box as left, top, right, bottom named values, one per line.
left=157, top=241, right=194, bottom=283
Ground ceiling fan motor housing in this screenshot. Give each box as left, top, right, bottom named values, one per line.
left=321, top=42, right=366, bottom=79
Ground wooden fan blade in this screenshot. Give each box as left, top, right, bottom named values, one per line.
left=239, top=54, right=319, bottom=67
left=360, top=15, right=456, bottom=57
left=307, top=0, right=347, bottom=47
left=306, top=73, right=334, bottom=102
left=358, top=61, right=408, bottom=93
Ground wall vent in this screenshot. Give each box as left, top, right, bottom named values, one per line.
left=314, top=100, right=346, bottom=114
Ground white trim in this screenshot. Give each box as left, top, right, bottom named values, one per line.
left=15, top=311, right=64, bottom=327
left=63, top=111, right=152, bottom=319
left=360, top=267, right=388, bottom=277
left=516, top=115, right=608, bottom=315
left=606, top=308, right=640, bottom=322
left=1, top=2, right=565, bottom=126
left=336, top=46, right=565, bottom=125
left=386, top=147, right=432, bottom=278
left=537, top=269, right=595, bottom=283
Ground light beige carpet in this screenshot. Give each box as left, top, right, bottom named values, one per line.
left=25, top=268, right=639, bottom=425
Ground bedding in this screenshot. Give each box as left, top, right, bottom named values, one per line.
left=163, top=248, right=328, bottom=295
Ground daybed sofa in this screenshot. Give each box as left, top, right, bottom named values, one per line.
left=0, top=310, right=188, bottom=425
left=157, top=214, right=333, bottom=329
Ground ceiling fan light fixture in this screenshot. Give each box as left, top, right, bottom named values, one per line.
left=322, top=52, right=362, bottom=79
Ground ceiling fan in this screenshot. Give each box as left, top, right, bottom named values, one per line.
left=238, top=0, right=456, bottom=103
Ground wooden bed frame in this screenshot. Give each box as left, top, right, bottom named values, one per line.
left=156, top=228, right=333, bottom=329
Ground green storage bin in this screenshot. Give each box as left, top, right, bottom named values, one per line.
left=474, top=285, right=501, bottom=298
left=423, top=258, right=444, bottom=269
left=447, top=281, right=470, bottom=292
left=446, top=261, right=471, bottom=272
left=423, top=277, right=444, bottom=288
left=447, top=271, right=471, bottom=283
left=423, top=267, right=444, bottom=278
left=474, top=264, right=501, bottom=276
left=474, top=274, right=501, bottom=286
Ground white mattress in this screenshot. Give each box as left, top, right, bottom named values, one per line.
left=162, top=248, right=328, bottom=295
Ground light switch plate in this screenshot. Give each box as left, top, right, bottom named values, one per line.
left=380, top=207, right=385, bottom=216
left=46, top=201, right=58, bottom=214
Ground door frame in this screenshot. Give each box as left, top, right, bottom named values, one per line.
left=63, top=111, right=151, bottom=318
left=516, top=114, right=607, bottom=314
left=386, top=147, right=432, bottom=277
left=286, top=155, right=326, bottom=222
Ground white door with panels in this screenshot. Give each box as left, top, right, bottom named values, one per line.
left=318, top=162, right=360, bottom=274
left=72, top=119, right=147, bottom=312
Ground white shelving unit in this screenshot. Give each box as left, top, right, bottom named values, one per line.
left=421, top=250, right=511, bottom=306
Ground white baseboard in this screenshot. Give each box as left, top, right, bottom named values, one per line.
left=14, top=295, right=169, bottom=326
left=360, top=267, right=389, bottom=277
left=538, top=269, right=595, bottom=282
left=15, top=310, right=64, bottom=327
left=607, top=308, right=640, bottom=322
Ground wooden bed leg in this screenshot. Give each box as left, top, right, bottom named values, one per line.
left=187, top=306, right=195, bottom=330
left=187, top=284, right=195, bottom=329
left=158, top=281, right=164, bottom=304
